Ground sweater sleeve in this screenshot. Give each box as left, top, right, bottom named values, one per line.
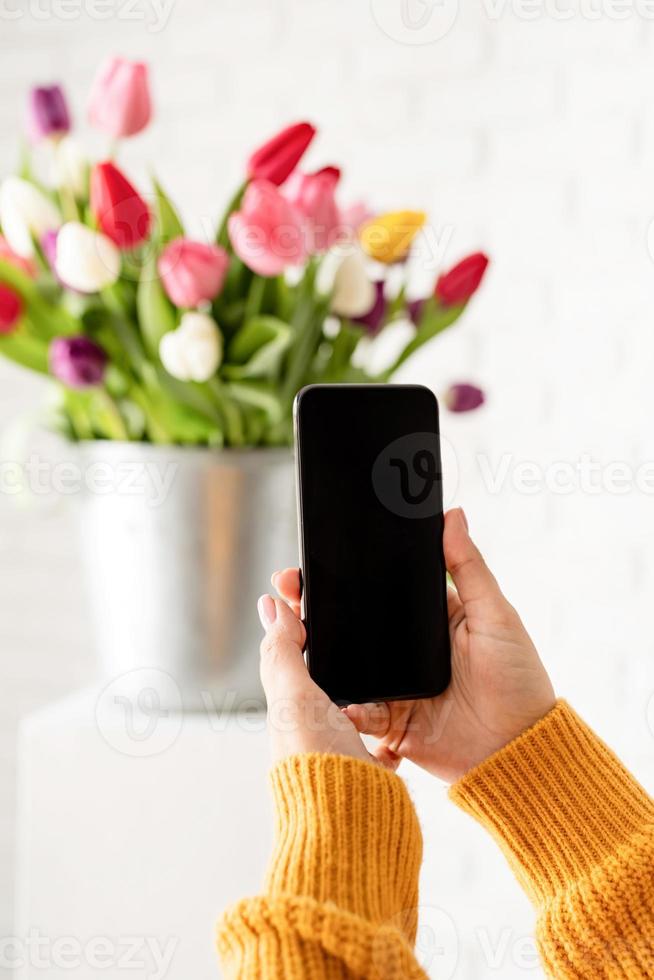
left=450, top=700, right=654, bottom=978
left=216, top=753, right=427, bottom=979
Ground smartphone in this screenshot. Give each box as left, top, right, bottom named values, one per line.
left=293, top=383, right=451, bottom=705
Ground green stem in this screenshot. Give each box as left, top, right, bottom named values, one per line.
left=207, top=378, right=245, bottom=446
left=280, top=262, right=326, bottom=405
left=216, top=180, right=247, bottom=249
left=244, top=275, right=266, bottom=322
left=98, top=387, right=129, bottom=441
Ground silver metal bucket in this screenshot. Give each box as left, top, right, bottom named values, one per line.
left=76, top=443, right=297, bottom=710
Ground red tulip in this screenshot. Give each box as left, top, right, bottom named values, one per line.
left=0, top=283, right=23, bottom=335
left=435, top=252, right=489, bottom=306
left=247, top=122, right=316, bottom=186
left=90, top=161, right=151, bottom=250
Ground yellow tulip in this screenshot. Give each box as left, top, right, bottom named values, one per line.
left=359, top=210, right=426, bottom=264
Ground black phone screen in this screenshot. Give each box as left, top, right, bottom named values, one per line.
left=294, top=384, right=451, bottom=705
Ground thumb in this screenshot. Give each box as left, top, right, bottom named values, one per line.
left=443, top=508, right=503, bottom=607
left=258, top=595, right=310, bottom=700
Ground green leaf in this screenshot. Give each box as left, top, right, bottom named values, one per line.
left=0, top=330, right=49, bottom=373
left=319, top=322, right=364, bottom=381
left=381, top=299, right=466, bottom=378
left=223, top=315, right=292, bottom=379
left=136, top=254, right=177, bottom=359
left=224, top=380, right=283, bottom=423
left=152, top=177, right=184, bottom=243
left=0, top=259, right=78, bottom=339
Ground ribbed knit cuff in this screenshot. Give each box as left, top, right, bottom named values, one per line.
left=450, top=700, right=654, bottom=903
left=265, top=753, right=423, bottom=930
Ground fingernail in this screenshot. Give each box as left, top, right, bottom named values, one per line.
left=257, top=594, right=277, bottom=630
left=459, top=507, right=469, bottom=531
left=271, top=571, right=281, bottom=590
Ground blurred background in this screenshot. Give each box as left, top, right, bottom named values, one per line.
left=2, top=2, right=654, bottom=978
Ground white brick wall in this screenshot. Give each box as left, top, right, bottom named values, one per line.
left=2, top=2, right=654, bottom=975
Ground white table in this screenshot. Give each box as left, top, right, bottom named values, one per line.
left=15, top=690, right=540, bottom=980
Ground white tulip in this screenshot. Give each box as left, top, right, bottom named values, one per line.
left=330, top=251, right=376, bottom=318
left=160, top=311, right=223, bottom=383
left=55, top=221, right=121, bottom=293
left=53, top=137, right=88, bottom=199
left=0, top=176, right=61, bottom=258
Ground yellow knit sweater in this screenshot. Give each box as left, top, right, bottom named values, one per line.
left=217, top=701, right=654, bottom=977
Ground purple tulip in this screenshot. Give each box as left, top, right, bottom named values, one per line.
left=444, top=383, right=485, bottom=413
left=28, top=85, right=70, bottom=140
left=407, top=297, right=425, bottom=324
left=49, top=336, right=107, bottom=388
left=352, top=280, right=386, bottom=333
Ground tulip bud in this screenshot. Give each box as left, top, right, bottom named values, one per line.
left=330, top=251, right=376, bottom=318
left=88, top=57, right=151, bottom=139
left=283, top=167, right=340, bottom=253
left=54, top=221, right=121, bottom=293
left=444, top=382, right=485, bottom=413
left=352, top=280, right=385, bottom=333
left=0, top=284, right=23, bottom=335
left=49, top=336, right=107, bottom=388
left=158, top=238, right=229, bottom=308
left=53, top=136, right=88, bottom=199
left=28, top=84, right=71, bottom=141
left=247, top=122, right=316, bottom=186
left=90, top=161, right=151, bottom=250
left=228, top=179, right=307, bottom=277
left=359, top=210, right=426, bottom=264
left=407, top=297, right=424, bottom=324
left=159, top=311, right=223, bottom=383
left=0, top=176, right=61, bottom=258
left=435, top=252, right=489, bottom=307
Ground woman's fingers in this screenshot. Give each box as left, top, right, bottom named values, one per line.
left=271, top=568, right=301, bottom=603
left=372, top=743, right=402, bottom=771
left=258, top=595, right=309, bottom=702
left=343, top=701, right=392, bottom=736
left=443, top=508, right=503, bottom=608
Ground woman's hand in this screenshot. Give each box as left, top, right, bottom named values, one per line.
left=257, top=593, right=381, bottom=766
left=271, top=508, right=556, bottom=783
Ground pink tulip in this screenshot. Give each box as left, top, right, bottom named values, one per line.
left=339, top=201, right=373, bottom=239
left=88, top=57, right=151, bottom=139
left=283, top=166, right=341, bottom=253
left=227, top=179, right=307, bottom=277
left=158, top=238, right=229, bottom=308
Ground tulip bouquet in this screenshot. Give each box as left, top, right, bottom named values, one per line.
left=0, top=58, right=489, bottom=447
